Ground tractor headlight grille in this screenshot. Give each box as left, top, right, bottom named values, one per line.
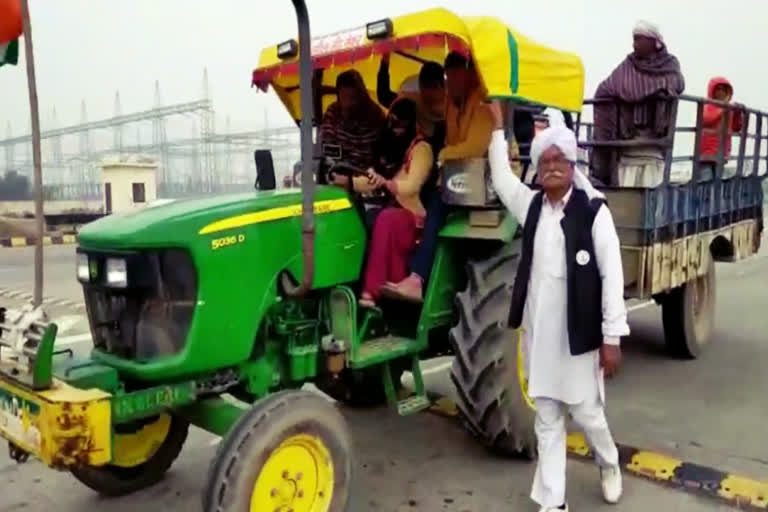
left=80, top=249, right=198, bottom=361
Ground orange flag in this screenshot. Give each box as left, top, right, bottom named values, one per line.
left=0, top=0, right=22, bottom=44
left=0, top=0, right=22, bottom=66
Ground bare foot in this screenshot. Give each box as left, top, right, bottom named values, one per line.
left=382, top=273, right=423, bottom=303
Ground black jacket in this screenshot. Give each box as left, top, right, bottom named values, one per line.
left=508, top=188, right=606, bottom=355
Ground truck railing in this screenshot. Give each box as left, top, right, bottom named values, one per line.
left=575, top=95, right=768, bottom=185
left=573, top=95, right=766, bottom=246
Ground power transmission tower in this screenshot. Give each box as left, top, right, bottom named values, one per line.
left=113, top=90, right=123, bottom=154
left=4, top=122, right=13, bottom=173
left=78, top=99, right=91, bottom=184
left=153, top=80, right=170, bottom=183
left=201, top=67, right=215, bottom=191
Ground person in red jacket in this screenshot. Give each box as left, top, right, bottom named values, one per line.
left=700, top=77, right=744, bottom=181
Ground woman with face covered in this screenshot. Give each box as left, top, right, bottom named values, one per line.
left=356, top=97, right=434, bottom=308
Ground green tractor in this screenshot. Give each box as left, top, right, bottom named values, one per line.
left=0, top=5, right=587, bottom=511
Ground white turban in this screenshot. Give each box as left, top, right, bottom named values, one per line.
left=633, top=20, right=664, bottom=49
left=530, top=125, right=578, bottom=166
left=541, top=107, right=566, bottom=129
left=530, top=125, right=605, bottom=198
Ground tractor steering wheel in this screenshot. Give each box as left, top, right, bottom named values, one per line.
left=328, top=161, right=367, bottom=179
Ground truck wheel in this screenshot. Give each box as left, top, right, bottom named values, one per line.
left=662, top=260, right=716, bottom=359
left=71, top=413, right=189, bottom=496
left=449, top=243, right=537, bottom=458
left=203, top=390, right=351, bottom=512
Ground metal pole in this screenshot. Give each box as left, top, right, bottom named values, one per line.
left=285, top=0, right=315, bottom=297
left=20, top=0, right=44, bottom=307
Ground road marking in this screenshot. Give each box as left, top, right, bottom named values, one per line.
left=429, top=395, right=768, bottom=509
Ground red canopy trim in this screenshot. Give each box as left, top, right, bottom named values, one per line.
left=252, top=32, right=470, bottom=91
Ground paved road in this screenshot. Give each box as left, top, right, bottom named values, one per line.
left=0, top=245, right=82, bottom=302
left=0, top=241, right=766, bottom=511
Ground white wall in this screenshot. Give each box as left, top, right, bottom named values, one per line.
left=101, top=166, right=157, bottom=214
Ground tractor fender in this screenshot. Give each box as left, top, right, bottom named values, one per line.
left=438, top=210, right=518, bottom=243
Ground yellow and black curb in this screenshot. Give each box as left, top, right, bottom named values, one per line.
left=0, top=235, right=78, bottom=248
left=429, top=398, right=768, bottom=510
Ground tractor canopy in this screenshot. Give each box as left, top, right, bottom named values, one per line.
left=252, top=7, right=585, bottom=119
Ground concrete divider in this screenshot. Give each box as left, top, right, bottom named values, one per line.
left=0, top=234, right=78, bottom=248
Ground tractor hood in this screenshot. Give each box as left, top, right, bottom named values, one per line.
left=78, top=186, right=349, bottom=250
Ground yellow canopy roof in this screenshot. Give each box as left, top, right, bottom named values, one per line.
left=254, top=7, right=585, bottom=118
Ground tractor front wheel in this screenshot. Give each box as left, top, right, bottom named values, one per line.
left=203, top=390, right=352, bottom=512
left=449, top=243, right=537, bottom=458
left=71, top=413, right=189, bottom=496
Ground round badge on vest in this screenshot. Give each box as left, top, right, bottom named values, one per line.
left=576, top=249, right=590, bottom=266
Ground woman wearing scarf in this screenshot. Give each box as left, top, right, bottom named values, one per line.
left=591, top=21, right=685, bottom=187
left=320, top=69, right=386, bottom=172
left=357, top=98, right=434, bottom=308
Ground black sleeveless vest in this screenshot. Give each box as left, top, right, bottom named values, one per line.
left=508, top=188, right=606, bottom=356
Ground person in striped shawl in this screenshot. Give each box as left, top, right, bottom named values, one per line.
left=590, top=21, right=685, bottom=187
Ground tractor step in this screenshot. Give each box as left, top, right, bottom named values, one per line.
left=397, top=394, right=431, bottom=416
left=351, top=335, right=419, bottom=368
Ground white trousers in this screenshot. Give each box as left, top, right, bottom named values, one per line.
left=531, top=397, right=620, bottom=508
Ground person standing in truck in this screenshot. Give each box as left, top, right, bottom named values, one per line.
left=488, top=100, right=629, bottom=512
left=699, top=77, right=745, bottom=181
left=591, top=21, right=685, bottom=187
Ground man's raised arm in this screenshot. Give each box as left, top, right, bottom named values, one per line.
left=487, top=101, right=535, bottom=225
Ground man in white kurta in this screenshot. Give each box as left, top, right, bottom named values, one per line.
left=488, top=102, right=630, bottom=512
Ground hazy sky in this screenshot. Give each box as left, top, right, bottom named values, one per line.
left=1, top=0, right=766, bottom=136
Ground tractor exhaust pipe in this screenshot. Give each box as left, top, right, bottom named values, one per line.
left=285, top=0, right=315, bottom=297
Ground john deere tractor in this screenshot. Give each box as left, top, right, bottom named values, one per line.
left=0, top=4, right=586, bottom=511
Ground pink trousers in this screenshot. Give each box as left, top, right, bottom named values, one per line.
left=362, top=207, right=419, bottom=299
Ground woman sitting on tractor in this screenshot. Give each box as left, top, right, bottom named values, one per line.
left=320, top=69, right=386, bottom=172
left=356, top=97, right=434, bottom=308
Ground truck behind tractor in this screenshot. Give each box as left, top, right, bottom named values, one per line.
left=0, top=3, right=765, bottom=512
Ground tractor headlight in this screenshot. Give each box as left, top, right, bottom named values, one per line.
left=277, top=39, right=298, bottom=59
left=366, top=19, right=393, bottom=40
left=77, top=253, right=90, bottom=282
left=106, top=258, right=128, bottom=288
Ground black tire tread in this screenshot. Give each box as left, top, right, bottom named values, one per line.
left=203, top=390, right=351, bottom=512
left=449, top=242, right=536, bottom=458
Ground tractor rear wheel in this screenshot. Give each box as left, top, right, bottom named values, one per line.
left=71, top=413, right=189, bottom=496
left=203, top=390, right=351, bottom=512
left=662, top=259, right=716, bottom=359
left=449, top=242, right=537, bottom=458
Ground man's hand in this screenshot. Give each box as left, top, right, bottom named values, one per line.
left=488, top=100, right=504, bottom=130
left=600, top=343, right=622, bottom=379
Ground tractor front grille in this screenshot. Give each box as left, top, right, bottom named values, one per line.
left=82, top=249, right=197, bottom=361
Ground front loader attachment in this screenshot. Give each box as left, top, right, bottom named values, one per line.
left=0, top=303, right=57, bottom=389
left=0, top=304, right=112, bottom=468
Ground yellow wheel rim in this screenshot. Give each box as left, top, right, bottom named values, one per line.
left=112, top=414, right=172, bottom=468
left=251, top=434, right=334, bottom=512
left=516, top=329, right=536, bottom=411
